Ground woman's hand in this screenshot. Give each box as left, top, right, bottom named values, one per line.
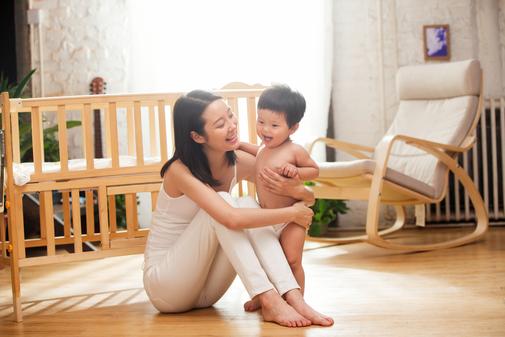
left=291, top=201, right=314, bottom=229
left=258, top=167, right=302, bottom=196
left=258, top=167, right=315, bottom=205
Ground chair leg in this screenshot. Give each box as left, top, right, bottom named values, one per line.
left=305, top=205, right=406, bottom=244
left=366, top=163, right=489, bottom=251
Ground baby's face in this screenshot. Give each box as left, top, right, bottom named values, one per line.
left=256, top=109, right=294, bottom=148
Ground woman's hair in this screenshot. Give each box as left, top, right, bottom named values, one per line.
left=160, top=90, right=236, bottom=186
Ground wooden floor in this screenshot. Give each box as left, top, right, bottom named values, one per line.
left=1, top=227, right=504, bottom=336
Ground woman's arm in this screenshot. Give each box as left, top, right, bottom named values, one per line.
left=168, top=161, right=313, bottom=230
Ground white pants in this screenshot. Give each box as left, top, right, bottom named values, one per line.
left=143, top=192, right=299, bottom=313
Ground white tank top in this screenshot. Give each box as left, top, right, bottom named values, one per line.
left=144, top=165, right=237, bottom=269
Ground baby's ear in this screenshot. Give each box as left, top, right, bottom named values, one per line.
left=190, top=131, right=206, bottom=144
left=289, top=123, right=299, bottom=135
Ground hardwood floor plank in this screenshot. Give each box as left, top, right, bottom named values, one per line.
left=0, top=228, right=504, bottom=336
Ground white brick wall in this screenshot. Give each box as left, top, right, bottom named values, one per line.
left=31, top=0, right=130, bottom=97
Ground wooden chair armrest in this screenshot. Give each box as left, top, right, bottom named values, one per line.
left=398, top=135, right=471, bottom=152
left=308, top=137, right=374, bottom=159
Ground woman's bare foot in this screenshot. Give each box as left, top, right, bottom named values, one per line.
left=243, top=297, right=261, bottom=312
left=284, top=289, right=334, bottom=326
left=259, top=290, right=311, bottom=327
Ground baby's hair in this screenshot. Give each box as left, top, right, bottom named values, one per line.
left=257, top=85, right=306, bottom=127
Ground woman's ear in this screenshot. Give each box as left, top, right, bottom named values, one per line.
left=190, top=131, right=206, bottom=144
left=289, top=123, right=299, bottom=135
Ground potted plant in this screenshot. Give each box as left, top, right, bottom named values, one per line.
left=305, top=181, right=349, bottom=237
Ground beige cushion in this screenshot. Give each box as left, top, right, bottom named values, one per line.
left=397, top=59, right=481, bottom=100
left=318, top=160, right=436, bottom=198
left=382, top=95, right=478, bottom=198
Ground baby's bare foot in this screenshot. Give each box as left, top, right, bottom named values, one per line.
left=284, top=290, right=334, bottom=327
left=259, top=290, right=311, bottom=327
left=243, top=297, right=261, bottom=312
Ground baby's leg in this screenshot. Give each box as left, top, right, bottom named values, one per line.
left=279, top=222, right=306, bottom=295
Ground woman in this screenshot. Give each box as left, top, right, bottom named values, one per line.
left=143, top=90, right=333, bottom=327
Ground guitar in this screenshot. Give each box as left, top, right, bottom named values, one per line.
left=89, top=77, right=106, bottom=158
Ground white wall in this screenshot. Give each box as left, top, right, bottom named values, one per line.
left=332, top=0, right=505, bottom=227
left=30, top=0, right=130, bottom=97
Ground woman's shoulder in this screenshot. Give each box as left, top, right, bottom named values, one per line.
left=163, top=159, right=192, bottom=183
left=235, top=150, right=256, bottom=181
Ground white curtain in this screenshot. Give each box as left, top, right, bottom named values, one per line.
left=127, top=0, right=332, bottom=159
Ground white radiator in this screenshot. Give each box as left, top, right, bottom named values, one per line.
left=427, top=97, right=505, bottom=224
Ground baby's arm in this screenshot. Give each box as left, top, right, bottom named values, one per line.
left=279, top=145, right=319, bottom=181
left=239, top=142, right=260, bottom=156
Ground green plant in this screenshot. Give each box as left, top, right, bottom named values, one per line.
left=0, top=68, right=36, bottom=98
left=305, top=181, right=349, bottom=237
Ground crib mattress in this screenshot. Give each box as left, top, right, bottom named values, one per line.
left=12, top=155, right=161, bottom=186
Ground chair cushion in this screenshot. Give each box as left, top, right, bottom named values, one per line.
left=382, top=95, right=477, bottom=198
left=397, top=59, right=481, bottom=100
left=317, top=160, right=436, bottom=198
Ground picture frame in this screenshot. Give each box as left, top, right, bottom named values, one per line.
left=423, top=24, right=450, bottom=61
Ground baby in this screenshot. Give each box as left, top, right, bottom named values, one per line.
left=240, top=85, right=319, bottom=310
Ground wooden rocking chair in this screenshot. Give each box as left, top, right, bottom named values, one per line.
left=308, top=59, right=488, bottom=251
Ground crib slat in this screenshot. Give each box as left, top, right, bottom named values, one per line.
left=246, top=97, right=257, bottom=197
left=11, top=109, right=20, bottom=162
left=108, top=195, right=117, bottom=233
left=228, top=96, right=243, bottom=195
left=151, top=191, right=158, bottom=211
left=127, top=104, right=135, bottom=156
left=158, top=100, right=168, bottom=162
left=39, top=192, right=47, bottom=239
left=98, top=186, right=110, bottom=249
left=82, top=103, right=94, bottom=169
left=169, top=98, right=176, bottom=155
left=104, top=105, right=111, bottom=158
left=85, top=190, right=95, bottom=237
left=109, top=102, right=120, bottom=168
left=125, top=193, right=137, bottom=238
left=134, top=101, right=144, bottom=165
left=14, top=190, right=26, bottom=259
left=42, top=191, right=56, bottom=256
left=62, top=191, right=71, bottom=238
left=149, top=104, right=157, bottom=156
left=57, top=105, right=69, bottom=172
left=71, top=189, right=83, bottom=253
left=31, top=106, right=43, bottom=175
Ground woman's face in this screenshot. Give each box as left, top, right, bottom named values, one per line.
left=199, top=99, right=239, bottom=152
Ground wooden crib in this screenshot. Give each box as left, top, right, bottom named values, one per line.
left=0, top=86, right=263, bottom=322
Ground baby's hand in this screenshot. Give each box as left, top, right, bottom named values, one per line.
left=278, top=163, right=299, bottom=178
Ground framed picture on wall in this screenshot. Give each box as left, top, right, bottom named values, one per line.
left=423, top=24, right=450, bottom=61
